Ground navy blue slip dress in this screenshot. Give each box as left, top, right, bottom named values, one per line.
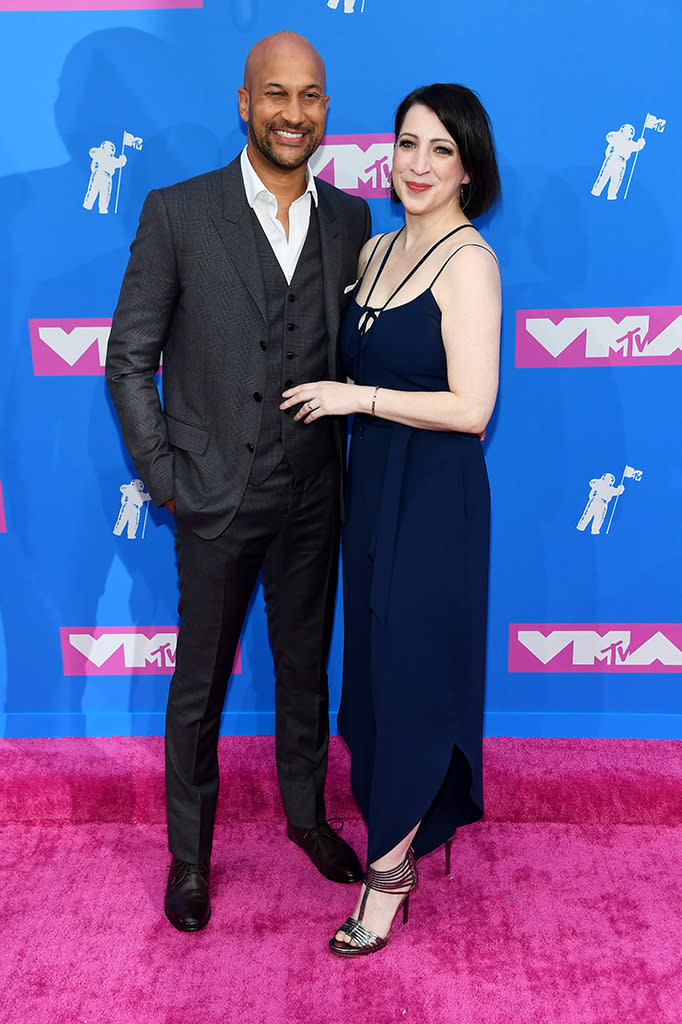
left=338, top=226, right=492, bottom=864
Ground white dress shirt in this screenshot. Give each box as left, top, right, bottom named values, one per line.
left=240, top=147, right=318, bottom=285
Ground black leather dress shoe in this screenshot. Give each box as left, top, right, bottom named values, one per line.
left=286, top=821, right=363, bottom=883
left=164, top=858, right=211, bottom=932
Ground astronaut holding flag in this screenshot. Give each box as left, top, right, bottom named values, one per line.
left=83, top=141, right=127, bottom=214
left=591, top=113, right=665, bottom=200
left=576, top=473, right=624, bottom=535
left=576, top=465, right=643, bottom=535
left=113, top=478, right=152, bottom=539
left=83, top=130, right=143, bottom=215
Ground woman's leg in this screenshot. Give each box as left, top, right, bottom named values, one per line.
left=334, top=821, right=421, bottom=947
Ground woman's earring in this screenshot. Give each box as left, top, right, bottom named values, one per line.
left=460, top=183, right=471, bottom=211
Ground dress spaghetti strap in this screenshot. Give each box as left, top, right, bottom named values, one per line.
left=362, top=229, right=404, bottom=306
left=428, top=243, right=499, bottom=289
left=359, top=224, right=473, bottom=333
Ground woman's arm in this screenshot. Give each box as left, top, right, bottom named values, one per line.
left=281, top=244, right=500, bottom=434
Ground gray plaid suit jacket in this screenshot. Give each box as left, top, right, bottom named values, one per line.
left=106, top=156, right=371, bottom=539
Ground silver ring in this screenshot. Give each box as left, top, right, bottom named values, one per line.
left=307, top=400, right=315, bottom=411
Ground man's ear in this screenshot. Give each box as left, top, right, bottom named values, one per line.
left=238, top=87, right=250, bottom=124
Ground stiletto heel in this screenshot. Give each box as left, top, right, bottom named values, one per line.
left=445, top=835, right=455, bottom=875
left=329, top=849, right=418, bottom=957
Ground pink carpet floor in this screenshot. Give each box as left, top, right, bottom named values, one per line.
left=2, top=736, right=682, bottom=1024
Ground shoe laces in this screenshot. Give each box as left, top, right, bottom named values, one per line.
left=172, top=861, right=209, bottom=884
left=300, top=819, right=343, bottom=842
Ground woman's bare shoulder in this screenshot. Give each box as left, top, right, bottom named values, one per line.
left=433, top=229, right=501, bottom=314
left=437, top=229, right=499, bottom=287
left=357, top=229, right=402, bottom=276
left=447, top=224, right=497, bottom=262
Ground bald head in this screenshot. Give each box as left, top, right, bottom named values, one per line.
left=238, top=30, right=329, bottom=184
left=243, top=31, right=326, bottom=92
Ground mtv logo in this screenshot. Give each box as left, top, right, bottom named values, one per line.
left=61, top=628, right=178, bottom=675
left=310, top=134, right=394, bottom=197
left=61, top=627, right=242, bottom=676
left=516, top=307, right=682, bottom=368
left=29, top=318, right=112, bottom=376
left=508, top=623, right=682, bottom=673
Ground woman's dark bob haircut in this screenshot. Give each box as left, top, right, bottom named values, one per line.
left=391, top=83, right=501, bottom=220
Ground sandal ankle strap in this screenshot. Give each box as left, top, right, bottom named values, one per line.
left=357, top=849, right=417, bottom=920
left=365, top=849, right=416, bottom=894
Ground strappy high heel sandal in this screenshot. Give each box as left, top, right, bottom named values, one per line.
left=329, top=849, right=418, bottom=957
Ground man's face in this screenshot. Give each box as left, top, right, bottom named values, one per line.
left=238, top=40, right=329, bottom=172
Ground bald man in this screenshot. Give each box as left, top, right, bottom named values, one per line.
left=106, top=31, right=371, bottom=931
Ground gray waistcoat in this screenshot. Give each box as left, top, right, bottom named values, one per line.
left=249, top=206, right=337, bottom=485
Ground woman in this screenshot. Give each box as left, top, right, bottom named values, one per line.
left=281, top=83, right=501, bottom=956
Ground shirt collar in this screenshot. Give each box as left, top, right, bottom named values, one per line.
left=240, top=146, right=318, bottom=209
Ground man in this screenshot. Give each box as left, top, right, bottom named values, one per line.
left=106, top=30, right=371, bottom=931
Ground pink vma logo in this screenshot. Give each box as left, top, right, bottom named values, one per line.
left=61, top=627, right=242, bottom=676
left=0, top=481, right=6, bottom=533
left=509, top=624, right=682, bottom=673
left=310, top=134, right=393, bottom=198
left=516, top=307, right=682, bottom=367
left=30, top=318, right=112, bottom=376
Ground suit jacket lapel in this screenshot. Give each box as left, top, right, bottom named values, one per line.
left=211, top=159, right=267, bottom=321
left=210, top=161, right=346, bottom=357
left=316, top=185, right=343, bottom=375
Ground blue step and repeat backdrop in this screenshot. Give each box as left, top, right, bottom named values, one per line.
left=1, top=0, right=680, bottom=738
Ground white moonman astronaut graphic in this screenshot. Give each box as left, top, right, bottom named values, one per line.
left=591, top=125, right=645, bottom=200
left=113, top=479, right=151, bottom=539
left=327, top=0, right=360, bottom=12
left=576, top=473, right=624, bottom=535
left=83, top=141, right=127, bottom=214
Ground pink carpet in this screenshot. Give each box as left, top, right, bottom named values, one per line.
left=2, top=736, right=681, bottom=1023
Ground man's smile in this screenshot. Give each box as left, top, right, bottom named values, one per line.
left=272, top=128, right=308, bottom=142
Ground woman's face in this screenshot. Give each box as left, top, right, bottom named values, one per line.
left=392, top=102, right=470, bottom=215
